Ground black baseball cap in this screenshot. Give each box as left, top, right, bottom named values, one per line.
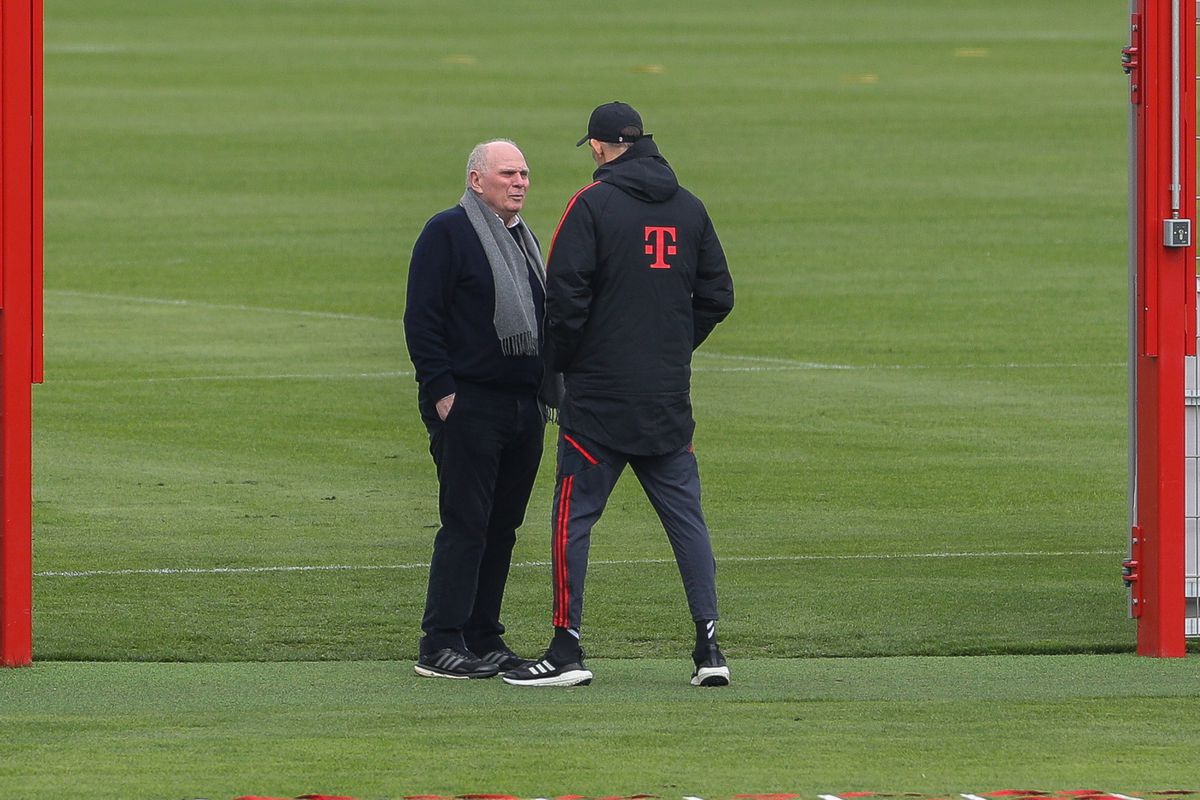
left=576, top=101, right=644, bottom=147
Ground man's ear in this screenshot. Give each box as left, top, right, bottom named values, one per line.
left=589, top=140, right=607, bottom=164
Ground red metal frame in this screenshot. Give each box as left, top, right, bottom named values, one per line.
left=0, top=0, right=43, bottom=668
left=1128, top=0, right=1196, bottom=657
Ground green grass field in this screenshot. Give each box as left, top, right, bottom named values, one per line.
left=2, top=0, right=1193, bottom=796
left=4, top=657, right=1200, bottom=798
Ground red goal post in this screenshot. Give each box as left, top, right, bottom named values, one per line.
left=1125, top=0, right=1197, bottom=657
left=0, top=0, right=44, bottom=668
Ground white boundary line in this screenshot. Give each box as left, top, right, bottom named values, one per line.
left=43, top=362, right=1125, bottom=384
left=695, top=352, right=856, bottom=370
left=49, top=366, right=819, bottom=384
left=46, top=363, right=1126, bottom=384
left=35, top=549, right=1122, bottom=579
left=695, top=351, right=1124, bottom=371
left=39, top=362, right=1123, bottom=386
left=45, top=44, right=128, bottom=54
left=47, top=289, right=396, bottom=324
left=54, top=370, right=413, bottom=384
left=47, top=290, right=1122, bottom=373
left=51, top=366, right=836, bottom=383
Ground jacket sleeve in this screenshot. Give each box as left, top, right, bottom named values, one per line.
left=545, top=194, right=597, bottom=372
left=692, top=213, right=734, bottom=349
left=403, top=217, right=457, bottom=402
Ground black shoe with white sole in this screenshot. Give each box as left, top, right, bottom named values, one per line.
left=691, top=645, right=730, bottom=687
left=478, top=646, right=535, bottom=672
left=502, top=650, right=593, bottom=687
left=413, top=648, right=501, bottom=680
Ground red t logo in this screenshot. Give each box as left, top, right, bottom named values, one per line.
left=644, top=226, right=677, bottom=269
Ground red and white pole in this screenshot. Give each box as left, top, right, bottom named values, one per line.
left=1127, top=0, right=1195, bottom=657
left=0, top=0, right=43, bottom=668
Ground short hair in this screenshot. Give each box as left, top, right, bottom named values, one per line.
left=466, top=138, right=519, bottom=187
left=598, top=125, right=640, bottom=156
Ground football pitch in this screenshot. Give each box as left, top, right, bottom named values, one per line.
left=4, top=0, right=1198, bottom=796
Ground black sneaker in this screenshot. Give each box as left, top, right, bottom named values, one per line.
left=478, top=646, right=535, bottom=672
left=413, top=648, right=501, bottom=680
left=502, top=649, right=593, bottom=687
left=691, top=645, right=730, bottom=687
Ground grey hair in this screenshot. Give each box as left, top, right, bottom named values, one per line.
left=466, top=138, right=519, bottom=187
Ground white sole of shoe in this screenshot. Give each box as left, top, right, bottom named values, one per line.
left=502, top=669, right=593, bottom=687
left=691, top=665, right=730, bottom=687
left=413, top=664, right=492, bottom=680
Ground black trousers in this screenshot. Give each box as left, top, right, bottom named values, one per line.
left=418, top=382, right=544, bottom=655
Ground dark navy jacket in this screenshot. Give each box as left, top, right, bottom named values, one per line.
left=404, top=206, right=545, bottom=405
left=545, top=138, right=734, bottom=455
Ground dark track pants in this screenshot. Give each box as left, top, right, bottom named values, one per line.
left=418, top=382, right=544, bottom=655
left=550, top=428, right=719, bottom=631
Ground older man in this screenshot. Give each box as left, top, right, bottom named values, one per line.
left=404, top=140, right=548, bottom=679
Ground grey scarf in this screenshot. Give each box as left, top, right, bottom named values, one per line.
left=459, top=189, right=545, bottom=357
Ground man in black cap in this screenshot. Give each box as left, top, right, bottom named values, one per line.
left=503, top=103, right=735, bottom=688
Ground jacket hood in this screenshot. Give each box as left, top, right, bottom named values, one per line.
left=592, top=137, right=679, bottom=203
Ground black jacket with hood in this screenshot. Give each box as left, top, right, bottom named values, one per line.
left=544, top=137, right=734, bottom=455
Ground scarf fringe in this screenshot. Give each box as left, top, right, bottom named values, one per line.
left=499, top=331, right=537, bottom=357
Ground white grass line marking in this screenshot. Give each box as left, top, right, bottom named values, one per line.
left=1110, top=794, right=1144, bottom=800
left=693, top=364, right=849, bottom=373
left=35, top=549, right=1121, bottom=579
left=52, top=363, right=1118, bottom=382
left=45, top=44, right=128, bottom=54
left=36, top=563, right=431, bottom=578
left=587, top=549, right=1122, bottom=568
left=47, top=289, right=396, bottom=324
left=881, top=362, right=1126, bottom=370
left=961, top=794, right=989, bottom=800
left=819, top=795, right=844, bottom=800
left=49, top=363, right=1120, bottom=381
left=61, top=367, right=799, bottom=381
left=695, top=351, right=1123, bottom=371
left=48, top=292, right=1119, bottom=371
left=55, top=370, right=412, bottom=385
left=696, top=351, right=854, bottom=369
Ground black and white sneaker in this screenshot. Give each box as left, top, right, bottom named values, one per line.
left=413, top=648, right=501, bottom=680
left=502, top=650, right=593, bottom=687
left=691, top=645, right=730, bottom=687
left=478, top=646, right=535, bottom=672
